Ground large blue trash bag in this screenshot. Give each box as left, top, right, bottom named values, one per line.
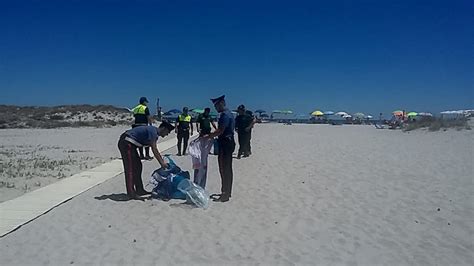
left=177, top=179, right=209, bottom=209
left=150, top=156, right=190, bottom=201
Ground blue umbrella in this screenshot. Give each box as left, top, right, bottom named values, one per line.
left=167, top=109, right=181, bottom=114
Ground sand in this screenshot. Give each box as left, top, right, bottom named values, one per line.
left=0, top=126, right=176, bottom=203
left=0, top=124, right=473, bottom=265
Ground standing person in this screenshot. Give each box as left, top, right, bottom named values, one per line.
left=175, top=107, right=193, bottom=156
left=190, top=107, right=217, bottom=189
left=204, top=95, right=235, bottom=202
left=118, top=122, right=174, bottom=200
left=245, top=109, right=256, bottom=156
left=235, top=105, right=256, bottom=159
left=132, top=97, right=154, bottom=160
left=196, top=108, right=217, bottom=136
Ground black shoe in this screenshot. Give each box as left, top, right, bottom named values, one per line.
left=145, top=156, right=154, bottom=160
left=219, top=196, right=230, bottom=202
left=177, top=153, right=181, bottom=156
left=136, top=190, right=152, bottom=196
left=211, top=193, right=230, bottom=202
left=140, top=156, right=146, bottom=160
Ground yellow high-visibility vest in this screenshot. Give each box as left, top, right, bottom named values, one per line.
left=178, top=114, right=191, bottom=122
left=132, top=104, right=147, bottom=115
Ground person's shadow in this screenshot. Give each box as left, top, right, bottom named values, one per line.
left=94, top=193, right=135, bottom=202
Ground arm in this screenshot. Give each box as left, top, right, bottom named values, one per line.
left=211, top=121, right=217, bottom=130
left=190, top=119, right=194, bottom=135
left=147, top=115, right=155, bottom=125
left=150, top=141, right=168, bottom=168
left=145, top=108, right=154, bottom=125
left=175, top=118, right=179, bottom=133
left=207, top=126, right=224, bottom=139
left=246, top=117, right=257, bottom=131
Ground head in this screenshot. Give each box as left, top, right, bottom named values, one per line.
left=211, top=95, right=226, bottom=112
left=182, top=107, right=189, bottom=115
left=237, top=104, right=246, bottom=115
left=139, top=97, right=148, bottom=105
left=158, top=121, right=175, bottom=137
left=204, top=107, right=211, bottom=116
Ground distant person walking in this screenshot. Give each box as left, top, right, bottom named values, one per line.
left=132, top=97, right=154, bottom=160
left=175, top=107, right=193, bottom=156
left=235, top=105, right=256, bottom=159
left=205, top=95, right=235, bottom=202
left=118, top=122, right=174, bottom=200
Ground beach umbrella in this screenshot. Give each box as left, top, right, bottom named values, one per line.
left=418, top=112, right=433, bottom=117
left=274, top=110, right=293, bottom=114
left=342, top=114, right=352, bottom=118
left=407, top=112, right=418, bottom=117
left=366, top=115, right=373, bottom=119
left=353, top=112, right=365, bottom=118
left=311, top=110, right=324, bottom=116
left=392, top=110, right=404, bottom=116
left=167, top=109, right=181, bottom=114
left=335, top=111, right=348, bottom=116
left=254, top=109, right=266, bottom=114
left=323, top=111, right=334, bottom=115
left=260, top=113, right=269, bottom=118
left=190, top=108, right=205, bottom=114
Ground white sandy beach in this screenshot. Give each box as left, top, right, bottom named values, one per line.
left=0, top=123, right=473, bottom=265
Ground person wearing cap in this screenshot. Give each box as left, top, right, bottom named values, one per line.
left=118, top=122, right=175, bottom=200
left=175, top=107, right=193, bottom=156
left=235, top=105, right=256, bottom=159
left=132, top=97, right=154, bottom=160
left=204, top=95, right=235, bottom=202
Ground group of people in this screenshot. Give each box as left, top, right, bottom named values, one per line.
left=118, top=95, right=255, bottom=203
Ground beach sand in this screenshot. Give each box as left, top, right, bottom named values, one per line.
left=0, top=124, right=472, bottom=265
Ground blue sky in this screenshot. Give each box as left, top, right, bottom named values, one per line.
left=1, top=0, right=473, bottom=116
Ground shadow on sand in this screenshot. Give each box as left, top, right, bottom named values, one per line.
left=94, top=193, right=148, bottom=202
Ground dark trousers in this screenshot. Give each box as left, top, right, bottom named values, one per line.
left=177, top=130, right=190, bottom=154
left=118, top=133, right=146, bottom=197
left=238, top=131, right=251, bottom=156
left=218, top=137, right=235, bottom=196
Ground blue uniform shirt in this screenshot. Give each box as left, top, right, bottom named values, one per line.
left=126, top=125, right=159, bottom=146
left=218, top=109, right=235, bottom=140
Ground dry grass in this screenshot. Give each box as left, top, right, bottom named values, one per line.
left=0, top=104, right=132, bottom=129
left=404, top=117, right=471, bottom=132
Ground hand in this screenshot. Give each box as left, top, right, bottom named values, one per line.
left=160, top=162, right=169, bottom=169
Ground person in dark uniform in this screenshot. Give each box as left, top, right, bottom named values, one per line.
left=245, top=109, right=256, bottom=156
left=118, top=122, right=174, bottom=200
left=235, top=105, right=256, bottom=159
left=204, top=95, right=235, bottom=202
left=175, top=107, right=194, bottom=156
left=196, top=107, right=217, bottom=136
left=132, top=97, right=154, bottom=160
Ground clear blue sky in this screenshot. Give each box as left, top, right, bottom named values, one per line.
left=1, top=0, right=473, bottom=116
